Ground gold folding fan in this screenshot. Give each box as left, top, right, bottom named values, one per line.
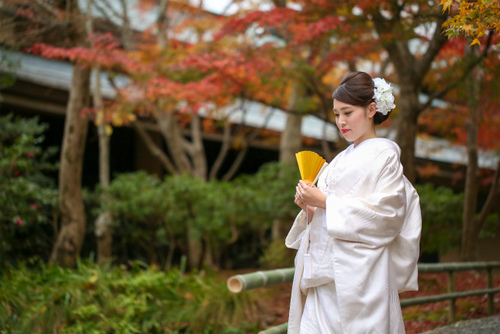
left=295, top=151, right=328, bottom=184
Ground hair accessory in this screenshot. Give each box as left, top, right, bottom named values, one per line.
left=373, top=78, right=396, bottom=115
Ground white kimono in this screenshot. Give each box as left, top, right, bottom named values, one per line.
left=286, top=138, right=422, bottom=334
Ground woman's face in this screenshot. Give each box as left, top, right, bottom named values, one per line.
left=333, top=99, right=376, bottom=146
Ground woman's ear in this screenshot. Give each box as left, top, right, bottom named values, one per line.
left=368, top=102, right=377, bottom=118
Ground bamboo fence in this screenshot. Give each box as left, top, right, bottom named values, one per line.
left=227, top=262, right=500, bottom=334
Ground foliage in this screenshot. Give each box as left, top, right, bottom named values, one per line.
left=441, top=0, right=500, bottom=45
left=97, top=162, right=300, bottom=269
left=479, top=213, right=500, bottom=239
left=0, top=114, right=59, bottom=266
left=0, top=260, right=258, bottom=333
left=0, top=49, right=19, bottom=101
left=237, top=162, right=300, bottom=222
left=259, top=237, right=295, bottom=269
left=416, top=183, right=464, bottom=255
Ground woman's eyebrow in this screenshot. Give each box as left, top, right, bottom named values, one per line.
left=332, top=107, right=352, bottom=112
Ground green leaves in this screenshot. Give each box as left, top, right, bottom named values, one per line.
left=0, top=114, right=59, bottom=266
left=101, top=162, right=299, bottom=269
left=416, top=183, right=464, bottom=254
left=0, top=261, right=256, bottom=333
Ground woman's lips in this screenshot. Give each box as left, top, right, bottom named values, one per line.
left=341, top=129, right=350, bottom=134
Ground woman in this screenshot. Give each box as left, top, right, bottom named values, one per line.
left=286, top=72, right=422, bottom=334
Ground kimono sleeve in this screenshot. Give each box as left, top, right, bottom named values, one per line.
left=325, top=149, right=406, bottom=248
left=285, top=210, right=308, bottom=250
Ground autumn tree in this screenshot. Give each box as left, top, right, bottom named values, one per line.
left=215, top=0, right=497, bottom=187
left=439, top=0, right=500, bottom=260
left=26, top=0, right=286, bottom=268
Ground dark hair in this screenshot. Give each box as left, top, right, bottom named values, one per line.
left=332, top=71, right=390, bottom=125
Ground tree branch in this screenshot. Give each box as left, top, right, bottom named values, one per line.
left=221, top=103, right=277, bottom=181
left=32, top=0, right=61, bottom=18
left=92, top=0, right=123, bottom=24
left=209, top=119, right=232, bottom=180
left=475, top=159, right=500, bottom=228
left=420, top=31, right=494, bottom=112
left=415, top=11, right=449, bottom=84
left=132, top=120, right=177, bottom=174
left=221, top=143, right=248, bottom=181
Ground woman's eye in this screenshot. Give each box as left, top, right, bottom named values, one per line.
left=334, top=113, right=339, bottom=118
left=345, top=112, right=352, bottom=116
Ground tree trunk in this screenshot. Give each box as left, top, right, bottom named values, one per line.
left=90, top=64, right=115, bottom=265
left=186, top=223, right=202, bottom=270
left=50, top=65, right=90, bottom=267
left=95, top=117, right=114, bottom=264
left=95, top=211, right=113, bottom=263
left=273, top=82, right=303, bottom=241
left=202, top=235, right=215, bottom=269
left=157, top=112, right=192, bottom=174
left=187, top=113, right=207, bottom=179
left=459, top=42, right=500, bottom=261
left=163, top=228, right=176, bottom=271
left=461, top=44, right=481, bottom=261
left=148, top=223, right=158, bottom=266
left=86, top=0, right=114, bottom=266
left=393, top=78, right=420, bottom=183
left=279, top=112, right=303, bottom=164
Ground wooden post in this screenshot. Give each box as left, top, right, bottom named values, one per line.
left=447, top=270, right=456, bottom=322
left=487, top=267, right=494, bottom=315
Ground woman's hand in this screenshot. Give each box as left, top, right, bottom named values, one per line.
left=295, top=180, right=327, bottom=210
left=294, top=189, right=309, bottom=212
left=294, top=188, right=315, bottom=223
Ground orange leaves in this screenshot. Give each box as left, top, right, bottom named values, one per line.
left=439, top=0, right=455, bottom=12
left=441, top=0, right=500, bottom=45
left=416, top=163, right=441, bottom=179
left=202, top=118, right=217, bottom=133
left=214, top=7, right=298, bottom=40
left=90, top=102, right=137, bottom=128
left=182, top=50, right=274, bottom=98
left=292, top=16, right=343, bottom=44
left=477, top=107, right=500, bottom=150
left=28, top=33, right=148, bottom=74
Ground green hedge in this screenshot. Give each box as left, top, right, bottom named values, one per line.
left=0, top=261, right=258, bottom=334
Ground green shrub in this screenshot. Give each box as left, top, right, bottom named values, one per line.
left=259, top=237, right=295, bottom=269
left=101, top=162, right=301, bottom=270
left=0, top=114, right=58, bottom=266
left=416, top=184, right=464, bottom=255
left=0, top=261, right=258, bottom=333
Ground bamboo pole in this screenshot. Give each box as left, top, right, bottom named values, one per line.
left=227, top=262, right=500, bottom=293
left=227, top=268, right=295, bottom=293
left=418, top=262, right=500, bottom=273
left=400, top=287, right=500, bottom=307
left=259, top=322, right=288, bottom=334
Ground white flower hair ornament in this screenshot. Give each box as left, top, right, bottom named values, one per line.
left=372, top=78, right=396, bottom=115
